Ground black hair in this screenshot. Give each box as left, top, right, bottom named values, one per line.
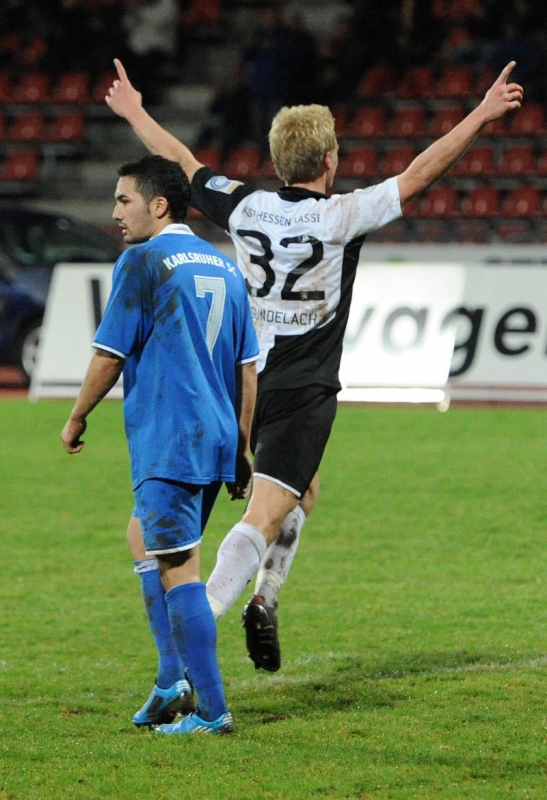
left=117, top=154, right=190, bottom=222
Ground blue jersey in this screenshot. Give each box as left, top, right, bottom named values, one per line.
left=94, top=223, right=258, bottom=489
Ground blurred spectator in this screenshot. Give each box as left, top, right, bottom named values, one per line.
left=122, top=0, right=179, bottom=102
left=194, top=59, right=251, bottom=163
left=317, top=16, right=365, bottom=108
left=490, top=21, right=540, bottom=99
left=241, top=6, right=292, bottom=160
left=284, top=12, right=320, bottom=105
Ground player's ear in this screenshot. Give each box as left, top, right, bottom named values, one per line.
left=154, top=195, right=170, bottom=219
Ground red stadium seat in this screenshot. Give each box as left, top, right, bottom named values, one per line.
left=428, top=106, right=465, bottom=137
left=355, top=65, right=396, bottom=99
left=496, top=219, right=533, bottom=243
left=12, top=72, right=50, bottom=103
left=52, top=72, right=91, bottom=104
left=461, top=186, right=500, bottom=217
left=506, top=103, right=545, bottom=136
left=91, top=73, right=117, bottom=103
left=395, top=66, right=434, bottom=100
left=348, top=107, right=386, bottom=138
left=435, top=67, right=474, bottom=99
left=0, top=73, right=11, bottom=102
left=502, top=187, right=542, bottom=217
left=49, top=112, right=85, bottom=143
left=483, top=116, right=507, bottom=136
left=498, top=145, right=535, bottom=176
left=378, top=146, right=416, bottom=176
left=0, top=150, right=40, bottom=181
left=387, top=107, right=426, bottom=138
left=222, top=146, right=261, bottom=177
left=8, top=112, right=46, bottom=142
left=419, top=186, right=459, bottom=217
left=452, top=218, right=492, bottom=243
left=536, top=151, right=547, bottom=176
left=337, top=147, right=378, bottom=179
left=193, top=147, right=222, bottom=173
left=412, top=219, right=451, bottom=242
left=455, top=145, right=495, bottom=177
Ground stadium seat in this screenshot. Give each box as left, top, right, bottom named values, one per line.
left=506, top=103, right=545, bottom=136
left=260, top=158, right=279, bottom=179
left=412, top=218, right=451, bottom=242
left=355, top=65, right=396, bottom=99
left=12, top=72, right=50, bottom=103
left=461, top=186, right=500, bottom=217
left=347, top=107, right=386, bottom=138
left=8, top=112, right=46, bottom=142
left=496, top=219, right=533, bottom=243
left=428, top=106, right=465, bottom=137
left=418, top=186, right=459, bottom=217
left=498, top=145, right=535, bottom=177
left=483, top=116, right=507, bottom=136
left=536, top=151, right=547, bottom=176
left=0, top=73, right=11, bottom=102
left=222, top=146, right=261, bottom=177
left=337, top=147, right=378, bottom=179
left=387, top=107, right=426, bottom=138
left=366, top=218, right=411, bottom=243
left=451, top=218, right=492, bottom=243
left=48, top=112, right=85, bottom=143
left=502, top=187, right=542, bottom=217
left=378, top=146, right=416, bottom=176
left=0, top=149, right=40, bottom=181
left=52, top=72, right=91, bottom=104
left=91, top=73, right=117, bottom=103
left=455, top=145, right=495, bottom=177
left=394, top=66, right=434, bottom=100
left=435, top=67, right=474, bottom=99
left=193, top=147, right=222, bottom=173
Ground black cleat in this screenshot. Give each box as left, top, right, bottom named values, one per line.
left=242, top=595, right=281, bottom=672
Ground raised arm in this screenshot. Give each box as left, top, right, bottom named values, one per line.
left=397, top=61, right=523, bottom=206
left=105, top=59, right=205, bottom=182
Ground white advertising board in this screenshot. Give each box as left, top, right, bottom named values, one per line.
left=30, top=256, right=547, bottom=404
left=448, top=267, right=547, bottom=402
left=339, top=264, right=465, bottom=405
left=29, top=263, right=120, bottom=400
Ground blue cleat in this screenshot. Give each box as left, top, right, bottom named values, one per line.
left=155, top=710, right=234, bottom=735
left=132, top=679, right=195, bottom=728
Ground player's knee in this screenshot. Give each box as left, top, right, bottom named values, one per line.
left=299, top=474, right=320, bottom=516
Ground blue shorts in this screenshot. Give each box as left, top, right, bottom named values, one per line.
left=133, top=478, right=222, bottom=555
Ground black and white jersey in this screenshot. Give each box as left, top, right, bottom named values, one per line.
left=191, top=167, right=402, bottom=393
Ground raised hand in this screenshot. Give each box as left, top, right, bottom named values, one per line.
left=105, top=58, right=143, bottom=119
left=480, top=61, right=523, bottom=122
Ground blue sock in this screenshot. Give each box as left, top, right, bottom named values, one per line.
left=135, top=560, right=184, bottom=689
left=165, top=582, right=227, bottom=721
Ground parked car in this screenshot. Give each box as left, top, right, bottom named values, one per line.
left=0, top=205, right=123, bottom=383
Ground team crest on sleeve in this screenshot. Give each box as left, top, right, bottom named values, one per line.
left=205, top=175, right=244, bottom=194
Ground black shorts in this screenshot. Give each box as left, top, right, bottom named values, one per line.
left=251, top=384, right=338, bottom=498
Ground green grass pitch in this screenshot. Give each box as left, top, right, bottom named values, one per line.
left=1, top=398, right=546, bottom=799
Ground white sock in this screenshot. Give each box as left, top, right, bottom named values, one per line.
left=254, top=505, right=305, bottom=609
left=206, top=522, right=267, bottom=620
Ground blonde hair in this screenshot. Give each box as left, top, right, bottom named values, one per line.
left=269, top=105, right=337, bottom=185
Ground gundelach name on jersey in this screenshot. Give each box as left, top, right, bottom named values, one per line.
left=251, top=305, right=319, bottom=328
left=242, top=207, right=321, bottom=226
